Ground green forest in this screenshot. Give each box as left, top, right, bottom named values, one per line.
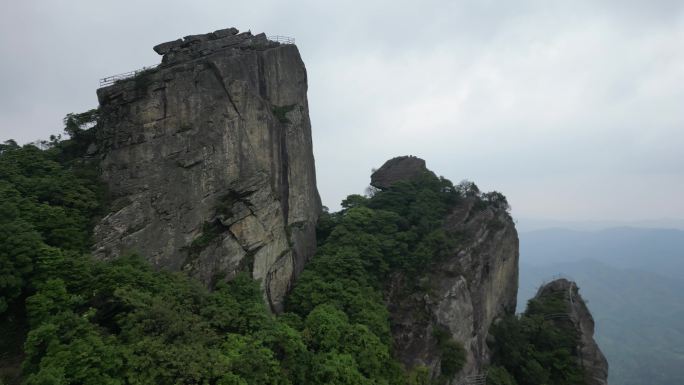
left=1, top=114, right=585, bottom=385
left=486, top=292, right=585, bottom=385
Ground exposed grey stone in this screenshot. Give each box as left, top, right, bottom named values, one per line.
left=183, top=34, right=212, bottom=43
left=94, top=28, right=321, bottom=312
left=152, top=30, right=281, bottom=67
left=534, top=279, right=609, bottom=385
left=214, top=27, right=239, bottom=37
left=153, top=39, right=183, bottom=55
left=86, top=142, right=98, bottom=155
left=371, top=155, right=433, bottom=189
left=250, top=33, right=269, bottom=45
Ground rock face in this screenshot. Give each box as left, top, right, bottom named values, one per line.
left=378, top=157, right=519, bottom=383
left=535, top=279, right=609, bottom=385
left=370, top=155, right=431, bottom=189
left=93, top=28, right=321, bottom=312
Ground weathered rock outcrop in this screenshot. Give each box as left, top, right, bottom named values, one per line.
left=370, top=155, right=433, bottom=189
left=93, top=28, right=321, bottom=312
left=535, top=279, right=609, bottom=385
left=379, top=157, right=519, bottom=383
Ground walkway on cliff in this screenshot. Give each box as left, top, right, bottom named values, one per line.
left=459, top=373, right=487, bottom=385
left=99, top=35, right=295, bottom=87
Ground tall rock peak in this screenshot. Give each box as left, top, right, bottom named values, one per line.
left=384, top=159, right=519, bottom=382
left=535, top=279, right=609, bottom=385
left=93, top=28, right=321, bottom=312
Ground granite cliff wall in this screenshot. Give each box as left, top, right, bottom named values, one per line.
left=375, top=157, right=519, bottom=383
left=93, top=28, right=321, bottom=311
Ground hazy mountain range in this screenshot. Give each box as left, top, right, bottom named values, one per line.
left=517, top=226, right=684, bottom=385
left=515, top=218, right=684, bottom=233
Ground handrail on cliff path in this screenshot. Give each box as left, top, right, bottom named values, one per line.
left=459, top=372, right=488, bottom=385
left=546, top=273, right=575, bottom=283
left=99, top=35, right=294, bottom=87
left=99, top=64, right=159, bottom=87
left=544, top=313, right=571, bottom=320
left=267, top=35, right=295, bottom=44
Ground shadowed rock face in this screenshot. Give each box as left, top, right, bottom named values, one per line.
left=535, top=279, right=609, bottom=385
left=380, top=157, right=519, bottom=383
left=93, top=28, right=321, bottom=312
left=370, top=155, right=432, bottom=189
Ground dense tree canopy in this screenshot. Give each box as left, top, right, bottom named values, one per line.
left=486, top=292, right=585, bottom=385
left=287, top=172, right=475, bottom=384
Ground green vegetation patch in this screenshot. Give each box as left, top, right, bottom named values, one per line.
left=184, top=220, right=227, bottom=259
left=526, top=290, right=570, bottom=316
left=271, top=104, right=296, bottom=124
left=433, top=327, right=466, bottom=381
left=287, top=172, right=496, bottom=384
left=487, top=293, right=584, bottom=385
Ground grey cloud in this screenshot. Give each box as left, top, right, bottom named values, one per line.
left=1, top=0, right=682, bottom=222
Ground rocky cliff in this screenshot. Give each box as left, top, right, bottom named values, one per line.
left=535, top=279, right=609, bottom=385
left=93, top=28, right=321, bottom=311
left=375, top=157, right=519, bottom=383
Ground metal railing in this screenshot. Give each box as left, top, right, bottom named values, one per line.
left=544, top=313, right=571, bottom=320
left=267, top=35, right=295, bottom=44
left=459, top=373, right=487, bottom=385
left=544, top=273, right=575, bottom=283
left=99, top=64, right=158, bottom=87
left=99, top=35, right=294, bottom=87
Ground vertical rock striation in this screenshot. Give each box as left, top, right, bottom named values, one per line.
left=534, top=279, right=609, bottom=385
left=93, top=28, right=321, bottom=311
left=376, top=157, right=519, bottom=383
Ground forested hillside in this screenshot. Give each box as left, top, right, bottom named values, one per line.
left=1, top=115, right=599, bottom=385
left=486, top=290, right=587, bottom=385
left=0, top=119, right=467, bottom=385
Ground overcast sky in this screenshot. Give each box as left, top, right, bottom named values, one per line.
left=1, top=0, right=683, bottom=224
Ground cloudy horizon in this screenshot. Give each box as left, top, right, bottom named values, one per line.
left=1, top=0, right=683, bottom=224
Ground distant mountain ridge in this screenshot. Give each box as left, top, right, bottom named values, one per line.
left=516, top=218, right=684, bottom=232
left=520, top=226, right=684, bottom=280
